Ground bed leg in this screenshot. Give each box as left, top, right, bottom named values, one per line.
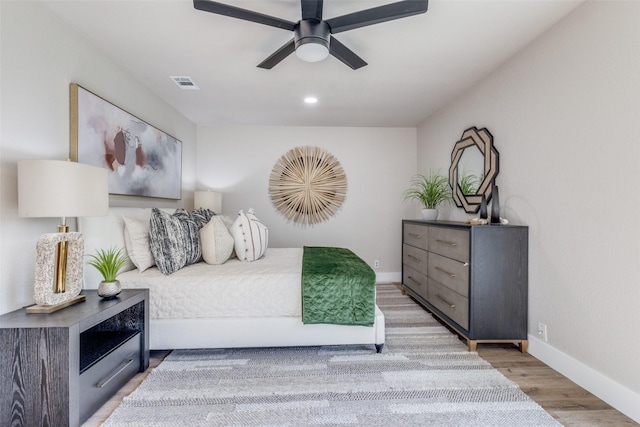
left=375, top=344, right=384, bottom=353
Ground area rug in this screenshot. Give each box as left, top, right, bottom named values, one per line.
left=103, top=283, right=561, bottom=426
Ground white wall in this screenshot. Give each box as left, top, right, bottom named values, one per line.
left=0, top=1, right=197, bottom=314
left=197, top=126, right=417, bottom=277
left=416, top=1, right=640, bottom=421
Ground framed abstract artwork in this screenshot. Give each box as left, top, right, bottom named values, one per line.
left=69, top=83, right=182, bottom=199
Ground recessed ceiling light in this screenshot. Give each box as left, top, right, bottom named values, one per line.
left=304, top=96, right=318, bottom=104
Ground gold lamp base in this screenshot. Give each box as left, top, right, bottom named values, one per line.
left=26, top=294, right=86, bottom=314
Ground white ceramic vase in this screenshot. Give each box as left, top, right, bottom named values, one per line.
left=98, top=280, right=121, bottom=299
left=421, top=208, right=438, bottom=221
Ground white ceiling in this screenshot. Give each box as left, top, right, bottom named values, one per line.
left=42, top=0, right=583, bottom=127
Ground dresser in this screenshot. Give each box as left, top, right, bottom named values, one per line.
left=0, top=289, right=149, bottom=427
left=402, top=220, right=528, bottom=352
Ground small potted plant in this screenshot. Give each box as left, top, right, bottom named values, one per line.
left=403, top=171, right=452, bottom=220
left=87, top=247, right=129, bottom=299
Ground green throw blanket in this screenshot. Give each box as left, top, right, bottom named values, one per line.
left=302, top=246, right=376, bottom=326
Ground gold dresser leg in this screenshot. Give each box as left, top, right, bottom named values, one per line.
left=519, top=340, right=529, bottom=354
left=468, top=340, right=477, bottom=352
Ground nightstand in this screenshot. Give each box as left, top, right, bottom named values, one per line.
left=0, top=289, right=149, bottom=427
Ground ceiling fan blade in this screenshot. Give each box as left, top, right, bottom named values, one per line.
left=301, top=0, right=323, bottom=21
left=329, top=36, right=367, bottom=70
left=326, top=0, right=428, bottom=34
left=257, top=39, right=296, bottom=69
left=194, top=0, right=296, bottom=31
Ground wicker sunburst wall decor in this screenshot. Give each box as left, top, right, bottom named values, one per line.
left=269, top=146, right=347, bottom=225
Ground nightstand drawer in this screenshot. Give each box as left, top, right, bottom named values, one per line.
left=428, top=278, right=469, bottom=330
left=404, top=223, right=429, bottom=251
left=79, top=333, right=141, bottom=423
left=428, top=227, right=469, bottom=262
left=403, top=244, right=428, bottom=276
left=428, top=252, right=469, bottom=297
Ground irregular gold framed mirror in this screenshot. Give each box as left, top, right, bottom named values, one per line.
left=269, top=146, right=347, bottom=225
left=448, top=127, right=499, bottom=213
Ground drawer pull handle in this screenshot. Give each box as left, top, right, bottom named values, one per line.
left=408, top=233, right=422, bottom=239
left=407, top=254, right=421, bottom=263
left=436, top=238, right=457, bottom=247
left=436, top=294, right=456, bottom=309
left=96, top=358, right=134, bottom=388
left=435, top=266, right=455, bottom=278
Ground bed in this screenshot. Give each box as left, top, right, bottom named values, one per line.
left=78, top=207, right=385, bottom=352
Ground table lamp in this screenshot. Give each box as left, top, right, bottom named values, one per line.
left=194, top=190, right=222, bottom=213
left=18, top=159, right=108, bottom=313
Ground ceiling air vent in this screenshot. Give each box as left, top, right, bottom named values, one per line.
left=170, top=76, right=199, bottom=90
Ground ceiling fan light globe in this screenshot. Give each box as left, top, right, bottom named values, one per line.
left=295, top=42, right=330, bottom=62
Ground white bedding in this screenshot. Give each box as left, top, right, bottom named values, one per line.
left=119, top=248, right=303, bottom=320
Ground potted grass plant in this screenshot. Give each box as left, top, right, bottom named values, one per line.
left=87, top=247, right=129, bottom=299
left=403, top=171, right=452, bottom=220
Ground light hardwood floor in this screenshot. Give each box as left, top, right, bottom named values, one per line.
left=83, top=293, right=638, bottom=426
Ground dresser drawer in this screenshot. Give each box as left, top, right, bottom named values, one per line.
left=428, top=227, right=469, bottom=262
left=79, top=333, right=141, bottom=423
left=403, top=244, right=428, bottom=276
left=404, top=223, right=429, bottom=251
left=428, top=252, right=469, bottom=298
left=428, top=278, right=469, bottom=330
left=403, top=264, right=428, bottom=299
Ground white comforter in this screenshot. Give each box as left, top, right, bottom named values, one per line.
left=118, top=248, right=303, bottom=319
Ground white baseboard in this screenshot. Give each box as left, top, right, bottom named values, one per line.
left=528, top=334, right=640, bottom=423
left=375, top=272, right=401, bottom=284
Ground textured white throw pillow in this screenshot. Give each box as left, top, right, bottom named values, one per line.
left=200, top=216, right=235, bottom=265
left=123, top=216, right=155, bottom=272
left=230, top=209, right=268, bottom=262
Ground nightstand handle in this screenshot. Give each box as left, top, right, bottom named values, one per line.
left=408, top=233, right=422, bottom=239
left=96, top=358, right=134, bottom=388
left=407, top=254, right=421, bottom=262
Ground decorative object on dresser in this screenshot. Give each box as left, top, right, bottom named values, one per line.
left=69, top=83, right=182, bottom=200
left=194, top=189, right=222, bottom=213
left=0, top=289, right=149, bottom=427
left=490, top=185, right=501, bottom=224
left=269, top=146, right=347, bottom=225
left=17, top=159, right=108, bottom=313
left=448, top=126, right=499, bottom=213
left=402, top=219, right=528, bottom=352
left=87, top=247, right=129, bottom=299
left=403, top=171, right=451, bottom=220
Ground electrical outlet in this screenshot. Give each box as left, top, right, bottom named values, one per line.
left=537, top=322, right=548, bottom=342
left=374, top=260, right=380, bottom=268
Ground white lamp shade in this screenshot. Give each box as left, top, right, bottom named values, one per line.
left=18, top=160, right=109, bottom=218
left=194, top=190, right=222, bottom=213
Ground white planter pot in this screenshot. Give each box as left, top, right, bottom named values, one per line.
left=421, top=208, right=438, bottom=221
left=98, top=280, right=121, bottom=299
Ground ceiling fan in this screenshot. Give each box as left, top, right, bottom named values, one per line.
left=193, top=0, right=429, bottom=70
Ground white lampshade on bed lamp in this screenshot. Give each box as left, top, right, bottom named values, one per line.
left=18, top=159, right=108, bottom=313
left=194, top=190, right=222, bottom=214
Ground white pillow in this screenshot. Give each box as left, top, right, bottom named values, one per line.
left=123, top=216, right=155, bottom=272
left=229, top=209, right=268, bottom=262
left=200, top=216, right=234, bottom=265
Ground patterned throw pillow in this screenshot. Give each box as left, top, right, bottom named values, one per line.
left=191, top=208, right=215, bottom=229
left=200, top=216, right=235, bottom=265
left=149, top=208, right=201, bottom=275
left=229, top=209, right=268, bottom=262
